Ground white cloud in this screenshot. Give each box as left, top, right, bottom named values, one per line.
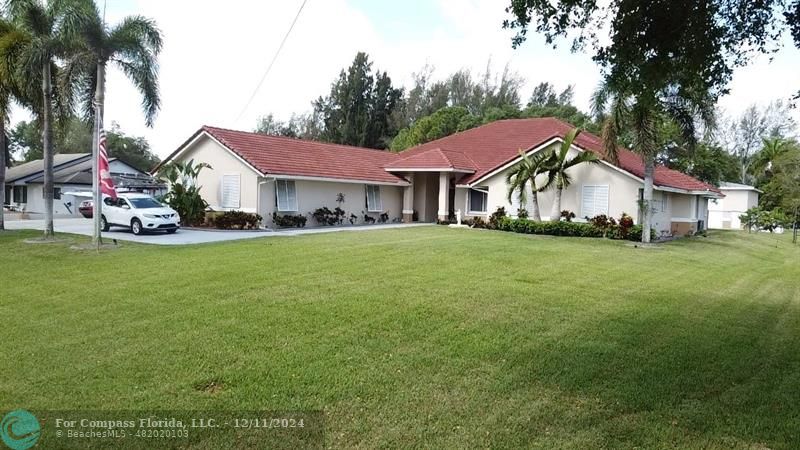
left=9, top=0, right=800, bottom=158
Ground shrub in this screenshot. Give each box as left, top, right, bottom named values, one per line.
left=560, top=210, right=576, bottom=222
left=157, top=160, right=213, bottom=226
left=488, top=207, right=507, bottom=229
left=517, top=208, right=529, bottom=219
left=471, top=217, right=488, bottom=229
left=272, top=212, right=306, bottom=228
left=379, top=212, right=389, bottom=223
left=212, top=211, right=262, bottom=230
left=589, top=214, right=610, bottom=229
left=497, top=217, right=604, bottom=237
left=311, top=207, right=346, bottom=226
left=627, top=225, right=656, bottom=242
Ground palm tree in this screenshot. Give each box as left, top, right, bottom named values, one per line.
left=505, top=149, right=554, bottom=221
left=752, top=136, right=790, bottom=176
left=545, top=128, right=599, bottom=221
left=3, top=0, right=86, bottom=238
left=593, top=83, right=712, bottom=243
left=0, top=17, right=40, bottom=231
left=64, top=0, right=162, bottom=247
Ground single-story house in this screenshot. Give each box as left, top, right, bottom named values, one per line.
left=4, top=153, right=160, bottom=216
left=707, top=182, right=761, bottom=230
left=157, top=118, right=722, bottom=235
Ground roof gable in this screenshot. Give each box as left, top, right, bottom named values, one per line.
left=396, top=118, right=720, bottom=194
left=385, top=148, right=476, bottom=172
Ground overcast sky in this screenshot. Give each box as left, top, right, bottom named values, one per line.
left=11, top=0, right=800, bottom=158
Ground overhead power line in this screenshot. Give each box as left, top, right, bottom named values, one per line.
left=234, top=0, right=309, bottom=124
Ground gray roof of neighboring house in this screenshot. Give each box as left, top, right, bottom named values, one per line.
left=4, top=153, right=90, bottom=183
left=23, top=157, right=163, bottom=189
left=719, top=182, right=762, bottom=192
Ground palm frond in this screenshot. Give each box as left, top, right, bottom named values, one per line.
left=113, top=57, right=160, bottom=126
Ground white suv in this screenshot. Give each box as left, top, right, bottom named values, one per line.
left=101, top=193, right=181, bottom=235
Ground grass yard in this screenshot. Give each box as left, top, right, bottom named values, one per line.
left=1, top=227, right=799, bottom=448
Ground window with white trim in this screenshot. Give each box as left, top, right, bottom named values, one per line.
left=365, top=185, right=382, bottom=212
left=469, top=188, right=488, bottom=213
left=221, top=174, right=240, bottom=208
left=275, top=180, right=297, bottom=211
left=581, top=185, right=609, bottom=218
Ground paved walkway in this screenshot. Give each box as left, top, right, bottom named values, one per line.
left=4, top=218, right=431, bottom=245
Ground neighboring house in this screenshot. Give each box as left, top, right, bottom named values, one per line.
left=4, top=153, right=160, bottom=216
left=158, top=118, right=722, bottom=235
left=707, top=182, right=761, bottom=230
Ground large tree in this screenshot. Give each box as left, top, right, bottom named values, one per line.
left=505, top=1, right=780, bottom=242
left=505, top=1, right=794, bottom=102
left=716, top=101, right=796, bottom=183
left=3, top=0, right=85, bottom=239
left=313, top=52, right=403, bottom=149
left=594, top=83, right=711, bottom=243
left=0, top=18, right=35, bottom=230
left=65, top=0, right=162, bottom=248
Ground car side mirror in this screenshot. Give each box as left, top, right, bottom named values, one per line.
left=122, top=204, right=130, bottom=209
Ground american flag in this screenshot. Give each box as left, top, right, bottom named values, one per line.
left=98, top=119, right=117, bottom=199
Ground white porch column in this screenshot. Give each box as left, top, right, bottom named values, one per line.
left=437, top=171, right=449, bottom=221
left=402, top=173, right=414, bottom=223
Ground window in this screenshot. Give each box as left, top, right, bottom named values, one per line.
left=103, top=197, right=115, bottom=206
left=469, top=188, right=488, bottom=213
left=221, top=174, right=240, bottom=208
left=53, top=187, right=61, bottom=200
left=275, top=180, right=297, bottom=211
left=365, top=185, right=382, bottom=212
left=581, top=185, right=609, bottom=218
left=12, top=186, right=27, bottom=204
left=4, top=186, right=10, bottom=205
left=129, top=197, right=162, bottom=209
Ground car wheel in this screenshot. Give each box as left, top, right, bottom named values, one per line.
left=100, top=215, right=110, bottom=232
left=131, top=218, right=143, bottom=235
left=166, top=228, right=177, bottom=234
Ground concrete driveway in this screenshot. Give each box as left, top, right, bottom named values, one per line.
left=4, top=218, right=430, bottom=245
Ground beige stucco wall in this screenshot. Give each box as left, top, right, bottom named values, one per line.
left=708, top=189, right=759, bottom=229
left=460, top=144, right=645, bottom=226
left=176, top=135, right=261, bottom=213
left=262, top=179, right=404, bottom=227
left=176, top=135, right=404, bottom=228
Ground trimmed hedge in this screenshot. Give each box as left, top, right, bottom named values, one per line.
left=497, top=217, right=604, bottom=237
left=497, top=217, right=653, bottom=242
left=212, top=211, right=263, bottom=230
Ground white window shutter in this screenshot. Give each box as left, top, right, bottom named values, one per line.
left=582, top=186, right=609, bottom=218
left=221, top=174, right=240, bottom=208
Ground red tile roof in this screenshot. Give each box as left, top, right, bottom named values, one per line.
left=194, top=126, right=407, bottom=185
left=163, top=119, right=719, bottom=195
left=384, top=148, right=476, bottom=172
left=397, top=118, right=721, bottom=194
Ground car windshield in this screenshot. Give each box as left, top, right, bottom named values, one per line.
left=128, top=197, right=163, bottom=209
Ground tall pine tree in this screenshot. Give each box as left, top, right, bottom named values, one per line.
left=313, top=52, right=402, bottom=149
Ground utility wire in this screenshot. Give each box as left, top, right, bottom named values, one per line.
left=234, top=0, right=309, bottom=124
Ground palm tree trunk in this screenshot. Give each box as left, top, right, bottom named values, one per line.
left=642, top=156, right=655, bottom=243
left=530, top=189, right=542, bottom=221
left=42, top=62, right=54, bottom=239
left=0, top=119, right=5, bottom=231
left=551, top=185, right=562, bottom=222
left=92, top=62, right=106, bottom=249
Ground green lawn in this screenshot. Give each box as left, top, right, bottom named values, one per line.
left=1, top=227, right=799, bottom=448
